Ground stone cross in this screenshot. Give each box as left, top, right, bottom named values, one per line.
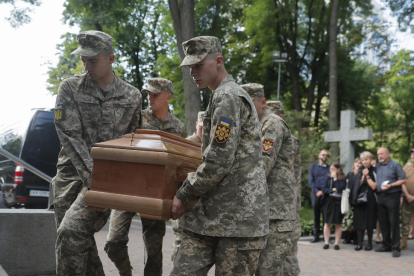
left=324, top=110, right=373, bottom=173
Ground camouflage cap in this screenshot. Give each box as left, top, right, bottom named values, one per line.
left=197, top=111, right=205, bottom=126
left=142, top=78, right=173, bottom=94
left=71, top=31, right=113, bottom=57
left=241, top=83, right=265, bottom=99
left=180, top=36, right=222, bottom=67
left=267, top=101, right=284, bottom=114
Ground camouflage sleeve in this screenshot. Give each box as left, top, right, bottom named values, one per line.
left=295, top=138, right=301, bottom=186
left=125, top=93, right=142, bottom=134
left=54, top=81, right=93, bottom=184
left=176, top=93, right=244, bottom=204
left=261, top=118, right=284, bottom=178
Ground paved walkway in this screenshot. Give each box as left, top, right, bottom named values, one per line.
left=95, top=217, right=414, bottom=276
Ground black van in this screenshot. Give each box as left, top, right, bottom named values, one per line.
left=2, top=110, right=60, bottom=208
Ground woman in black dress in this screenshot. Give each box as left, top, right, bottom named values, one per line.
left=342, top=158, right=362, bottom=244
left=351, top=151, right=377, bottom=251
left=322, top=162, right=347, bottom=250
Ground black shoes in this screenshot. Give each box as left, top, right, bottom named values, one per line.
left=392, top=250, right=401, bottom=258
left=364, top=245, right=372, bottom=251
left=375, top=247, right=391, bottom=252
left=355, top=245, right=363, bottom=251
left=323, top=244, right=329, bottom=249
left=334, top=245, right=340, bottom=250
left=375, top=240, right=382, bottom=244
left=310, top=237, right=320, bottom=243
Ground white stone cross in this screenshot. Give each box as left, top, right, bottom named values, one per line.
left=324, top=110, right=373, bottom=173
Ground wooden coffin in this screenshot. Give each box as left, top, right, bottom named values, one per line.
left=85, top=129, right=202, bottom=220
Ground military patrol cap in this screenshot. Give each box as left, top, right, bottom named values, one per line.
left=241, top=83, right=265, bottom=99
left=142, top=78, right=173, bottom=94
left=180, top=36, right=222, bottom=67
left=197, top=111, right=205, bottom=127
left=71, top=31, right=113, bottom=56
left=267, top=101, right=284, bottom=114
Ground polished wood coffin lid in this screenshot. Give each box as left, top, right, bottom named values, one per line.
left=85, top=129, right=202, bottom=219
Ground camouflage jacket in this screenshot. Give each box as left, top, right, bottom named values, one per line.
left=176, top=75, right=269, bottom=238
left=141, top=109, right=184, bottom=137
left=54, top=73, right=142, bottom=188
left=260, top=108, right=296, bottom=220
left=292, top=135, right=301, bottom=211
left=186, top=132, right=201, bottom=144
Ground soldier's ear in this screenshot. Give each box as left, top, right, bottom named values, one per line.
left=261, top=98, right=267, bottom=110
left=108, top=54, right=115, bottom=65
left=166, top=92, right=172, bottom=102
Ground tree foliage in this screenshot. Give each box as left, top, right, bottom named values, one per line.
left=1, top=0, right=41, bottom=28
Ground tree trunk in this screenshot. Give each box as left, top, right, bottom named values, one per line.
left=168, top=0, right=200, bottom=135
left=328, top=0, right=340, bottom=161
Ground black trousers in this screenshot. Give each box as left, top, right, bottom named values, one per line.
left=311, top=191, right=325, bottom=236
left=377, top=192, right=401, bottom=251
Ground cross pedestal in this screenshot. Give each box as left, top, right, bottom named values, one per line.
left=324, top=110, right=373, bottom=173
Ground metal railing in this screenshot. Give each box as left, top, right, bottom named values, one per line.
left=0, top=146, right=52, bottom=183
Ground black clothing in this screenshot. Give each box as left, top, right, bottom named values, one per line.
left=311, top=192, right=324, bottom=237
left=324, top=196, right=343, bottom=224
left=309, top=162, right=330, bottom=236
left=322, top=177, right=346, bottom=224
left=377, top=192, right=401, bottom=251
left=352, top=166, right=377, bottom=230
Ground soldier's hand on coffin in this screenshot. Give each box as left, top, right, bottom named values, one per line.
left=172, top=195, right=186, bottom=219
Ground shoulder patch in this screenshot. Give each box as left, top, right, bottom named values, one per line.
left=214, top=117, right=232, bottom=144
left=54, top=103, right=65, bottom=121
left=262, top=133, right=275, bottom=152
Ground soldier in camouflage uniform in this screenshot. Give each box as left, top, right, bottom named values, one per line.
left=267, top=101, right=302, bottom=276
left=400, top=149, right=414, bottom=250
left=105, top=78, right=184, bottom=276
left=170, top=111, right=204, bottom=262
left=242, top=86, right=297, bottom=276
left=52, top=31, right=142, bottom=276
left=170, top=36, right=269, bottom=275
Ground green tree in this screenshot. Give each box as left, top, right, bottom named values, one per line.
left=378, top=50, right=414, bottom=162
left=383, top=0, right=414, bottom=32
left=0, top=133, right=22, bottom=168
left=1, top=0, right=41, bottom=28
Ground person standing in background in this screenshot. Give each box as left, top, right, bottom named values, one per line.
left=309, top=150, right=330, bottom=243
left=375, top=147, right=406, bottom=258
left=400, top=149, right=414, bottom=250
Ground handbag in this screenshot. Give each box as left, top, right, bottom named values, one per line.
left=354, top=191, right=368, bottom=205
left=341, top=181, right=350, bottom=214
left=329, top=178, right=342, bottom=200
left=354, top=170, right=375, bottom=206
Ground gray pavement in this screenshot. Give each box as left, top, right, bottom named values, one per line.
left=94, top=218, right=414, bottom=276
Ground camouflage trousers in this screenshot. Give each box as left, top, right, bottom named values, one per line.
left=256, top=219, right=294, bottom=276
left=53, top=179, right=110, bottom=276
left=170, top=230, right=267, bottom=276
left=171, top=214, right=188, bottom=262
left=105, top=210, right=166, bottom=276
left=401, top=197, right=414, bottom=237
left=283, top=214, right=301, bottom=276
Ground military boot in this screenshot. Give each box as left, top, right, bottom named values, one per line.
left=400, top=236, right=408, bottom=250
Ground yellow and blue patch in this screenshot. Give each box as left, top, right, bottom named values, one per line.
left=262, top=133, right=275, bottom=152
left=54, top=103, right=65, bottom=121
left=219, top=118, right=231, bottom=127
left=215, top=117, right=232, bottom=144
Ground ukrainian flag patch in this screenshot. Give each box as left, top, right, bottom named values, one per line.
left=215, top=117, right=232, bottom=144
left=262, top=133, right=275, bottom=152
